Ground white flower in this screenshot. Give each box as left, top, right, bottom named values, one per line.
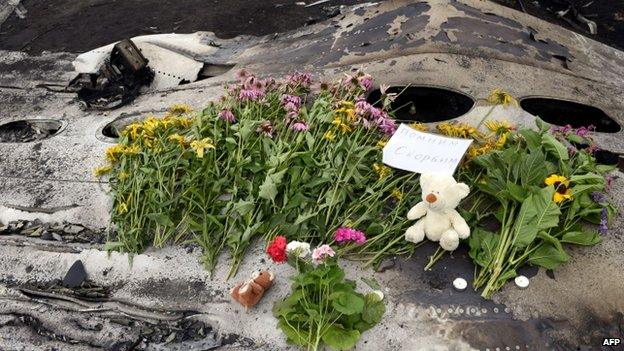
left=286, top=241, right=311, bottom=258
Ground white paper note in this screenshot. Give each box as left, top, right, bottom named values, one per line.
left=382, top=124, right=473, bottom=175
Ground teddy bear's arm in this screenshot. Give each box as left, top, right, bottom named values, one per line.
left=448, top=210, right=470, bottom=239
left=407, top=202, right=428, bottom=220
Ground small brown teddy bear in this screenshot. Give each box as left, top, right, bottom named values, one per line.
left=230, top=271, right=274, bottom=308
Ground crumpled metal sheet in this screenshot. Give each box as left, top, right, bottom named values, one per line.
left=72, top=33, right=220, bottom=90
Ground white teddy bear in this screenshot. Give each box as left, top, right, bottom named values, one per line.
left=405, top=173, right=471, bottom=251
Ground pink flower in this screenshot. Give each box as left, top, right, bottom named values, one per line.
left=377, top=113, right=397, bottom=136
left=285, top=71, right=313, bottom=89
left=218, top=109, right=236, bottom=123
left=235, top=69, right=251, bottom=82
left=281, top=94, right=302, bottom=112
left=334, top=227, right=367, bottom=245
left=358, top=74, right=374, bottom=91
left=291, top=121, right=309, bottom=132
left=239, top=88, right=265, bottom=101
left=312, top=244, right=335, bottom=263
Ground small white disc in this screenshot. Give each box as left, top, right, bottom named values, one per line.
left=453, top=277, right=467, bottom=291
left=514, top=275, right=530, bottom=289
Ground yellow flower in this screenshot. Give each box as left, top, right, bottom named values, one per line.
left=338, top=100, right=355, bottom=109
left=545, top=174, right=569, bottom=188
left=168, top=103, right=193, bottom=115
left=118, top=171, right=129, bottom=180
left=391, top=188, right=403, bottom=200
left=553, top=189, right=573, bottom=203
left=94, top=165, right=112, bottom=177
left=494, top=132, right=508, bottom=148
left=123, top=144, right=140, bottom=155
left=487, top=89, right=518, bottom=107
left=323, top=130, right=336, bottom=141
left=105, top=144, right=125, bottom=163
left=409, top=122, right=428, bottom=132
left=372, top=163, right=391, bottom=180
left=142, top=115, right=161, bottom=135
left=485, top=119, right=514, bottom=133
left=176, top=117, right=192, bottom=128
left=116, top=202, right=128, bottom=214
left=332, top=116, right=352, bottom=133
left=545, top=174, right=573, bottom=203
left=376, top=139, right=387, bottom=148
left=190, top=138, right=215, bottom=158
left=167, top=133, right=187, bottom=147
left=437, top=122, right=482, bottom=139
left=122, top=122, right=143, bottom=140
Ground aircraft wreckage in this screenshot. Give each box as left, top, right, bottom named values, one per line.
left=0, top=0, right=623, bottom=350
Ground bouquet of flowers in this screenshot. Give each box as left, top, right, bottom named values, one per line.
left=268, top=228, right=385, bottom=351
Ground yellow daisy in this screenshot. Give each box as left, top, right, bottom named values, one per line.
left=545, top=174, right=573, bottom=203
left=323, top=130, right=336, bottom=142
left=376, top=139, right=387, bottom=148
left=487, top=89, right=518, bottom=107
left=391, top=188, right=403, bottom=200
left=372, top=163, right=391, bottom=180
left=409, top=122, right=428, bottom=132
left=167, top=133, right=187, bottom=147
left=485, top=119, right=515, bottom=133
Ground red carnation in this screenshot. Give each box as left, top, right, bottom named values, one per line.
left=267, top=235, right=288, bottom=263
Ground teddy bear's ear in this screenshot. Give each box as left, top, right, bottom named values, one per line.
left=455, top=182, right=470, bottom=198
left=420, top=173, right=436, bottom=188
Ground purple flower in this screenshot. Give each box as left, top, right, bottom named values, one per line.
left=599, top=208, right=608, bottom=235
left=285, top=71, right=313, bottom=89
left=584, top=144, right=600, bottom=155
left=281, top=94, right=302, bottom=112
left=291, top=121, right=309, bottom=132
left=239, top=88, right=265, bottom=101
left=218, top=109, right=236, bottom=123
left=334, top=227, right=367, bottom=245
left=591, top=192, right=607, bottom=203
left=377, top=113, right=397, bottom=136
left=358, top=74, right=374, bottom=91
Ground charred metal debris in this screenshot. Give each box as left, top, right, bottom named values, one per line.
left=69, top=39, right=154, bottom=110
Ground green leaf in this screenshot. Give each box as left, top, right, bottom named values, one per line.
left=561, top=230, right=602, bottom=246
left=321, top=325, right=360, bottom=351
left=528, top=242, right=570, bottom=269
left=331, top=292, right=365, bottom=315
left=232, top=200, right=254, bottom=216
left=361, top=294, right=385, bottom=325
left=520, top=150, right=548, bottom=187
left=277, top=319, right=308, bottom=346
left=258, top=176, right=278, bottom=201
left=146, top=213, right=174, bottom=227
left=541, top=133, right=569, bottom=161
left=468, top=229, right=499, bottom=268
left=518, top=129, right=542, bottom=150
left=513, top=187, right=561, bottom=248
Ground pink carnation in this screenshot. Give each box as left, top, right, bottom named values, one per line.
left=334, top=227, right=367, bottom=245
left=312, top=244, right=335, bottom=263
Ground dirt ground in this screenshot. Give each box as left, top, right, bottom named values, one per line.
left=1, top=0, right=623, bottom=55
left=0, top=0, right=368, bottom=54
